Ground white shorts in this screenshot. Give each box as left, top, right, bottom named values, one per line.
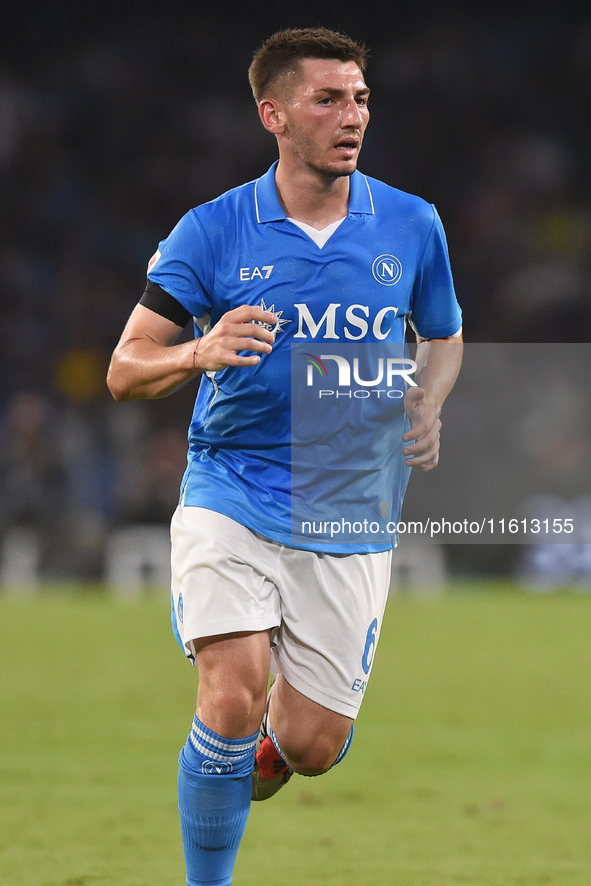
left=170, top=506, right=392, bottom=719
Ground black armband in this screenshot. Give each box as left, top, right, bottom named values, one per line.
left=139, top=280, right=192, bottom=328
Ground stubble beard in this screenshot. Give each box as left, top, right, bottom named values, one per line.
left=288, top=127, right=361, bottom=182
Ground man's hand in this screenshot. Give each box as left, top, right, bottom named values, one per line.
left=400, top=335, right=463, bottom=473
left=107, top=303, right=278, bottom=401
left=402, top=386, right=442, bottom=472
left=194, top=304, right=277, bottom=372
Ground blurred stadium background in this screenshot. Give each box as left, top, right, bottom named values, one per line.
left=1, top=1, right=590, bottom=592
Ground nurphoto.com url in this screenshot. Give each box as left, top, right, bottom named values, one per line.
left=301, top=517, right=576, bottom=539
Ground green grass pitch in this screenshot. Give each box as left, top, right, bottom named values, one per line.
left=1, top=585, right=591, bottom=885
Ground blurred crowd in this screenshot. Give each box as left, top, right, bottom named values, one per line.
left=1, top=9, right=590, bottom=581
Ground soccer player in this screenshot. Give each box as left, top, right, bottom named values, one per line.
left=107, top=27, right=463, bottom=886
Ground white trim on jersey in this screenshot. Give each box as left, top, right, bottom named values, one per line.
left=361, top=174, right=375, bottom=214
left=286, top=216, right=346, bottom=248
left=254, top=178, right=261, bottom=224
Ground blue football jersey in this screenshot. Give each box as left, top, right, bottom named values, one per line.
left=147, top=162, right=462, bottom=552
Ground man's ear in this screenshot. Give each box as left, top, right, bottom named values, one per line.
left=258, top=98, right=286, bottom=134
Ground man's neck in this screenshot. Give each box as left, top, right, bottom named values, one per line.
left=274, top=161, right=350, bottom=230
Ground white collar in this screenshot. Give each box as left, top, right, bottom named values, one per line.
left=286, top=216, right=346, bottom=248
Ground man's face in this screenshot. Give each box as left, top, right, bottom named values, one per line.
left=278, top=58, right=370, bottom=179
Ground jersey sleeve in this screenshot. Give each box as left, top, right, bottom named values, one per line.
left=408, top=207, right=462, bottom=339
left=146, top=210, right=213, bottom=323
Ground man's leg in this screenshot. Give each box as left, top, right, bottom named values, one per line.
left=178, top=630, right=270, bottom=886
left=252, top=545, right=392, bottom=799
left=269, top=674, right=353, bottom=775
left=251, top=673, right=355, bottom=800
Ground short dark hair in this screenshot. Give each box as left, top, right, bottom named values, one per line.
left=249, top=27, right=368, bottom=104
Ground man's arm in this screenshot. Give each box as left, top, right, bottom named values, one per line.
left=107, top=303, right=277, bottom=402
left=402, top=334, right=463, bottom=472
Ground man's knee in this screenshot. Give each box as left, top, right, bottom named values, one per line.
left=207, top=681, right=267, bottom=728
left=194, top=630, right=272, bottom=737
left=280, top=733, right=346, bottom=776
left=270, top=675, right=354, bottom=775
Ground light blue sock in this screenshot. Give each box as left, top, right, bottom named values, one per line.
left=331, top=723, right=354, bottom=768
left=178, top=716, right=257, bottom=886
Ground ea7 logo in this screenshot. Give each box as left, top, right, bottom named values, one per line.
left=240, top=265, right=274, bottom=281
